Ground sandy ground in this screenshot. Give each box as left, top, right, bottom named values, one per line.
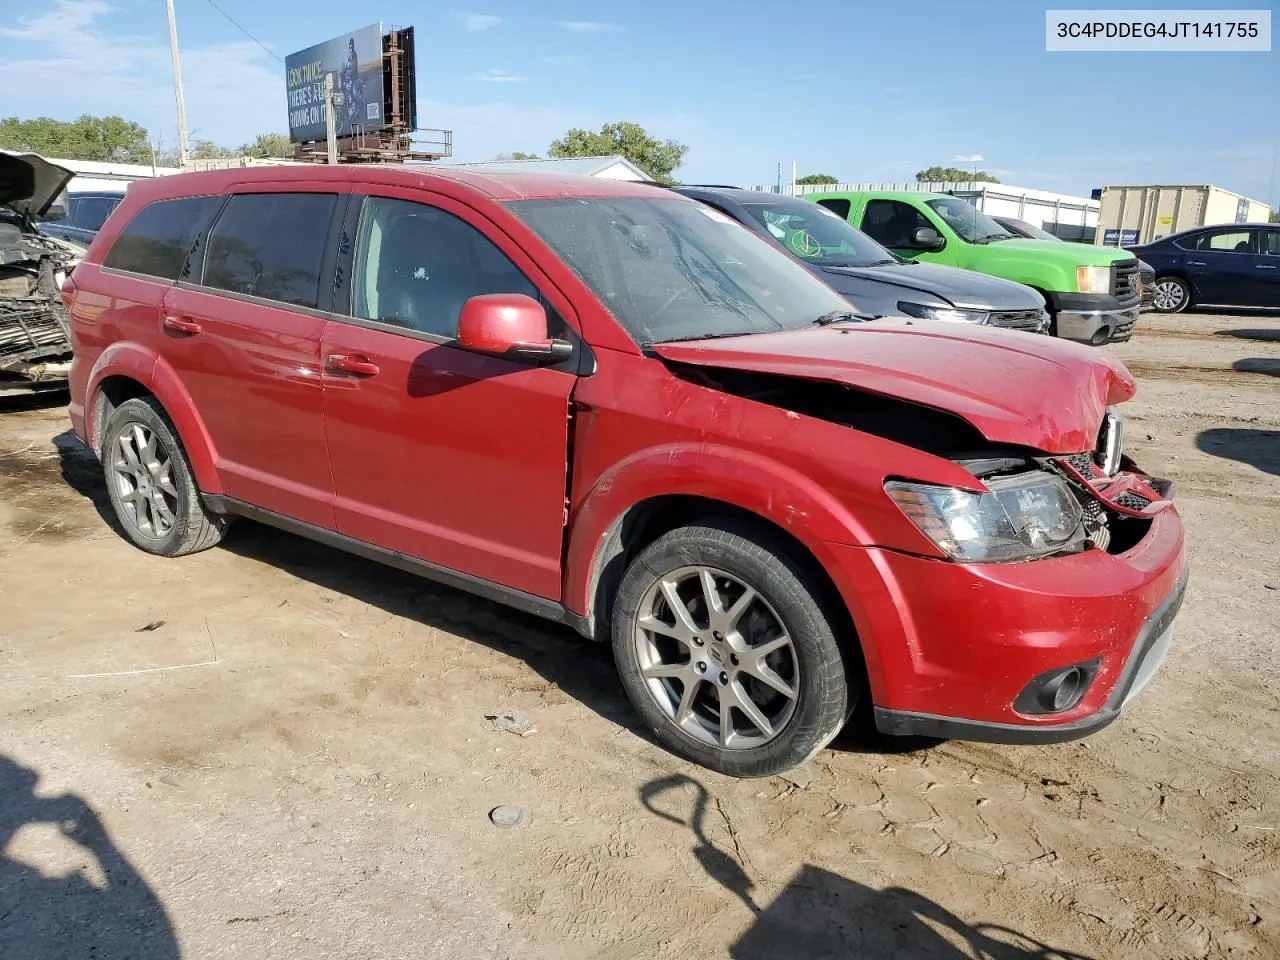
left=0, top=311, right=1276, bottom=959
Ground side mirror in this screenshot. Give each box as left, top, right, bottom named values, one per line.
left=457, top=293, right=573, bottom=364
left=912, top=226, right=945, bottom=252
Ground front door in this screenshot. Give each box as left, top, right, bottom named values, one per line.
left=858, top=198, right=951, bottom=264
left=162, top=187, right=345, bottom=527
left=1186, top=228, right=1259, bottom=305
left=321, top=192, right=577, bottom=600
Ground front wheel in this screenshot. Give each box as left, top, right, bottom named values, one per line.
left=611, top=523, right=852, bottom=777
left=1152, top=276, right=1190, bottom=313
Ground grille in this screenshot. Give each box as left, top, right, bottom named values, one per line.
left=1060, top=452, right=1097, bottom=476
left=1113, top=260, right=1140, bottom=302
left=1114, top=490, right=1151, bottom=512
left=988, top=309, right=1049, bottom=333
left=0, top=300, right=71, bottom=364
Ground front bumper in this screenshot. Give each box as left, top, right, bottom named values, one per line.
left=819, top=502, right=1187, bottom=743
left=1048, top=292, right=1141, bottom=344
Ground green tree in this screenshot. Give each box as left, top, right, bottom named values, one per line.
left=238, top=133, right=294, bottom=159
left=916, top=165, right=1000, bottom=183
left=493, top=151, right=540, bottom=161
left=796, top=173, right=839, bottom=185
left=189, top=139, right=238, bottom=161
left=1270, top=207, right=1280, bottom=223
left=548, top=121, right=688, bottom=184
left=0, top=114, right=152, bottom=163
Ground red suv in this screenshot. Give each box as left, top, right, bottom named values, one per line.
left=64, top=167, right=1187, bottom=777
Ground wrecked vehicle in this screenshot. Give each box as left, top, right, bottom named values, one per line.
left=65, top=169, right=1187, bottom=777
left=0, top=153, right=80, bottom=396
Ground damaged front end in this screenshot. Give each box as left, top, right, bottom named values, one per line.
left=0, top=152, right=79, bottom=397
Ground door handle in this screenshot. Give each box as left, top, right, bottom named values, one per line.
left=1257, top=264, right=1277, bottom=270
left=326, top=354, right=380, bottom=377
left=162, top=314, right=202, bottom=335
left=1185, top=260, right=1207, bottom=266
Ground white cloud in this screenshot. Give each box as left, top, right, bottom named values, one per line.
left=457, top=13, right=503, bottom=31
left=542, top=54, right=584, bottom=74
left=556, top=21, right=621, bottom=33
left=953, top=154, right=984, bottom=163
left=466, top=69, right=527, bottom=83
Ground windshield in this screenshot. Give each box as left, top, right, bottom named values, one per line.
left=925, top=197, right=1013, bottom=243
left=507, top=197, right=851, bottom=344
left=1001, top=218, right=1061, bottom=242
left=740, top=199, right=894, bottom=267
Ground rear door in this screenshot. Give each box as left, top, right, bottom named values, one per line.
left=320, top=189, right=578, bottom=599
left=162, top=185, right=347, bottom=527
left=1250, top=228, right=1280, bottom=307
left=1185, top=228, right=1258, bottom=305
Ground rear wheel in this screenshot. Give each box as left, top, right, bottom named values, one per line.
left=102, top=397, right=228, bottom=556
left=1152, top=276, right=1190, bottom=313
left=611, top=522, right=852, bottom=777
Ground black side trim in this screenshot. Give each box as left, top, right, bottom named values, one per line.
left=873, top=565, right=1189, bottom=744
left=1045, top=290, right=1140, bottom=313
left=203, top=495, right=594, bottom=638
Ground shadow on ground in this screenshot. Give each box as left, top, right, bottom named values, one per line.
left=1196, top=428, right=1280, bottom=476
left=642, top=772, right=1095, bottom=960
left=1234, top=358, right=1280, bottom=377
left=0, top=756, right=178, bottom=959
left=1216, top=328, right=1280, bottom=343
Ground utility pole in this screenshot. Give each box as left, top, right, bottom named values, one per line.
left=324, top=74, right=338, bottom=165
left=164, top=0, right=190, bottom=166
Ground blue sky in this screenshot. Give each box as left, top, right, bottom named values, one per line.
left=2, top=0, right=1277, bottom=202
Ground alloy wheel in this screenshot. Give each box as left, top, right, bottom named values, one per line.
left=109, top=422, right=179, bottom=539
left=1153, top=280, right=1186, bottom=311
left=633, top=565, right=799, bottom=749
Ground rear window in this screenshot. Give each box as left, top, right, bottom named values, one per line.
left=815, top=198, right=851, bottom=219
left=102, top=196, right=222, bottom=280
left=202, top=193, right=338, bottom=309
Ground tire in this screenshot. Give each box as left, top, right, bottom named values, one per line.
left=101, top=396, right=228, bottom=557
left=611, top=522, right=853, bottom=777
left=1152, top=276, right=1190, bottom=314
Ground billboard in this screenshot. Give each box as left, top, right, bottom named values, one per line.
left=285, top=24, right=385, bottom=144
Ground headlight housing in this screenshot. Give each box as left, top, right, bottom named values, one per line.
left=896, top=301, right=990, bottom=325
left=886, top=471, right=1084, bottom=562
left=1076, top=265, right=1112, bottom=295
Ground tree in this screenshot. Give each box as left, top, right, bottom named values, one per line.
left=0, top=115, right=152, bottom=163
left=238, top=133, right=294, bottom=159
left=188, top=139, right=238, bottom=161
left=548, top=121, right=688, bottom=184
left=1270, top=208, right=1280, bottom=223
left=915, top=166, right=1000, bottom=183
left=493, top=151, right=540, bottom=161
left=796, top=173, right=838, bottom=185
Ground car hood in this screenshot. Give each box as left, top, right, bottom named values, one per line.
left=820, top=261, right=1043, bottom=311
left=0, top=152, right=75, bottom=220
left=989, top=236, right=1135, bottom=266
left=652, top=320, right=1135, bottom=453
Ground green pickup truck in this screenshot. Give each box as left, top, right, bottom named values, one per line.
left=801, top=190, right=1141, bottom=344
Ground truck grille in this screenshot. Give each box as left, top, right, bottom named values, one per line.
left=1113, top=260, right=1140, bottom=303
left=988, top=309, right=1049, bottom=333
left=0, top=300, right=72, bottom=364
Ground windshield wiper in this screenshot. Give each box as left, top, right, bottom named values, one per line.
left=972, top=233, right=1013, bottom=244
left=812, top=310, right=881, bottom=326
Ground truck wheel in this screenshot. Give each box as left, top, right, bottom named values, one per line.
left=611, top=522, right=851, bottom=777
left=102, top=396, right=228, bottom=557
left=1152, top=276, right=1190, bottom=313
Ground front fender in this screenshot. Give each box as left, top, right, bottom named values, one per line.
left=86, top=345, right=222, bottom=493
left=563, top=442, right=875, bottom=619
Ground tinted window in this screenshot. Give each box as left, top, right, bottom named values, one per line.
left=509, top=197, right=849, bottom=345
left=1262, top=230, right=1280, bottom=256
left=1174, top=233, right=1204, bottom=251
left=102, top=195, right=222, bottom=280
left=348, top=196, right=538, bottom=338
left=816, top=198, right=851, bottom=219
left=1204, top=230, right=1254, bottom=253
left=75, top=196, right=121, bottom=231
left=202, top=193, right=336, bottom=308
left=861, top=200, right=936, bottom=248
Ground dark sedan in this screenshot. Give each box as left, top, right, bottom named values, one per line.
left=1129, top=224, right=1280, bottom=313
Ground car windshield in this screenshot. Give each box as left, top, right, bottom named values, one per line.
left=739, top=200, right=894, bottom=267
left=507, top=197, right=852, bottom=345
left=925, top=197, right=1013, bottom=243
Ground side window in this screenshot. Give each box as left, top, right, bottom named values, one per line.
left=1262, top=230, right=1280, bottom=256
left=861, top=200, right=932, bottom=248
left=816, top=198, right=851, bottom=220
left=1174, top=233, right=1203, bottom=251
left=203, top=193, right=337, bottom=308
left=102, top=195, right=223, bottom=280
left=76, top=196, right=120, bottom=231
left=350, top=196, right=538, bottom=338
left=1204, top=230, right=1254, bottom=254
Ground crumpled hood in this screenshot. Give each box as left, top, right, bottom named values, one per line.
left=820, top=260, right=1044, bottom=311
left=0, top=152, right=75, bottom=220
left=652, top=319, right=1136, bottom=454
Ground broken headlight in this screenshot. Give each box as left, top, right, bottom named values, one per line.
left=895, top=301, right=990, bottom=325
left=886, top=471, right=1084, bottom=562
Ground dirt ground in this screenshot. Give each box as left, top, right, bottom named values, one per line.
left=1, top=311, right=1277, bottom=960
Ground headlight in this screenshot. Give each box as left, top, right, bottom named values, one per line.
left=896, top=301, right=990, bottom=325
left=1076, top=265, right=1112, bottom=294
left=886, top=471, right=1084, bottom=562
